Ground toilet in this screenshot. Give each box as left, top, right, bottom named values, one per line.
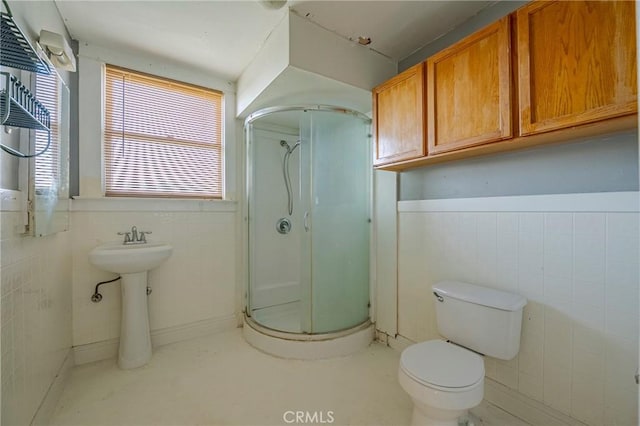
left=398, top=281, right=527, bottom=426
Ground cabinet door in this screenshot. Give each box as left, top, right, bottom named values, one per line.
left=517, top=1, right=637, bottom=136
left=427, top=17, right=512, bottom=155
left=373, top=63, right=425, bottom=166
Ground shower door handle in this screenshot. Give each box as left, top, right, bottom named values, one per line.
left=304, top=211, right=310, bottom=232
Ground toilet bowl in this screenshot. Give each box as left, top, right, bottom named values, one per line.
left=398, top=340, right=484, bottom=426
left=398, top=281, right=527, bottom=426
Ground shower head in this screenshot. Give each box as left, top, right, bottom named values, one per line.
left=280, top=140, right=300, bottom=154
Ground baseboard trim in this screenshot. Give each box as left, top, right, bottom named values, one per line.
left=151, top=315, right=237, bottom=347
left=378, top=331, right=414, bottom=352
left=484, top=378, right=586, bottom=426
left=31, top=349, right=74, bottom=425
left=73, top=314, right=238, bottom=365
left=73, top=338, right=119, bottom=366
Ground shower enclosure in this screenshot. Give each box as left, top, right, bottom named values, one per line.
left=245, top=105, right=371, bottom=336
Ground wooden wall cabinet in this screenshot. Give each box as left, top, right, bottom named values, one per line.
left=516, top=1, right=637, bottom=136
left=427, top=16, right=513, bottom=155
left=373, top=62, right=425, bottom=166
left=372, top=1, right=637, bottom=171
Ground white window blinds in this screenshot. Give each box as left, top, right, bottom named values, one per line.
left=104, top=65, right=223, bottom=198
left=35, top=72, right=59, bottom=193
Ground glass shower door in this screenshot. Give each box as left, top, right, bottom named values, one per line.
left=301, top=111, right=371, bottom=333
left=247, top=121, right=305, bottom=333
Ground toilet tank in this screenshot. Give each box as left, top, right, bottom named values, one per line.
left=433, top=281, right=527, bottom=360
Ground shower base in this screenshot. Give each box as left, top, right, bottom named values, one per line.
left=251, top=301, right=301, bottom=333
left=243, top=315, right=373, bottom=360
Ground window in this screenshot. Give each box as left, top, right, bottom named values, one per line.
left=104, top=65, right=223, bottom=198
left=35, top=71, right=60, bottom=193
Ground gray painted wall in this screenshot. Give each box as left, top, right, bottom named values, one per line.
left=397, top=0, right=638, bottom=201
left=399, top=1, right=526, bottom=72
left=399, top=132, right=639, bottom=200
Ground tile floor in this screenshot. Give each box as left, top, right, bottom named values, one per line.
left=50, top=328, right=529, bottom=426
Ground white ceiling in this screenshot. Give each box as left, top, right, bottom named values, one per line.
left=55, top=0, right=493, bottom=82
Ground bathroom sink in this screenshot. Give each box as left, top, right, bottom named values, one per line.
left=89, top=242, right=173, bottom=274
left=89, top=238, right=173, bottom=369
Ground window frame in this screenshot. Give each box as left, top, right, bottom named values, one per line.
left=102, top=64, right=225, bottom=200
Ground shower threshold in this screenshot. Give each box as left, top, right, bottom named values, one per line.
left=251, top=301, right=301, bottom=333
left=243, top=315, right=373, bottom=359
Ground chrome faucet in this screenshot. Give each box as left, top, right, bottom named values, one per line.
left=118, top=226, right=152, bottom=244
left=138, top=230, right=151, bottom=243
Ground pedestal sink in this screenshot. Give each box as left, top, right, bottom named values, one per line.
left=89, top=241, right=173, bottom=369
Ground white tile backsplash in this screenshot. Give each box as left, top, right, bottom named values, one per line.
left=495, top=214, right=519, bottom=293
left=518, top=371, right=543, bottom=401
left=543, top=365, right=572, bottom=415
left=494, top=357, right=518, bottom=390
left=604, top=381, right=638, bottom=426
left=396, top=197, right=639, bottom=426
left=572, top=302, right=605, bottom=332
left=572, top=376, right=605, bottom=426
left=543, top=275, right=572, bottom=304
left=574, top=213, right=607, bottom=284
left=543, top=307, right=572, bottom=370
left=476, top=213, right=498, bottom=286
left=573, top=279, right=606, bottom=311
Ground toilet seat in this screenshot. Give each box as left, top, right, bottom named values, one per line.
left=400, top=340, right=484, bottom=391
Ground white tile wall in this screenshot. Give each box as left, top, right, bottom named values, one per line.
left=71, top=208, right=237, bottom=347
left=397, top=197, right=639, bottom=426
left=1, top=211, right=72, bottom=425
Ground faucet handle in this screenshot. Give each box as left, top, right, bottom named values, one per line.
left=138, top=231, right=152, bottom=243
left=117, top=231, right=132, bottom=243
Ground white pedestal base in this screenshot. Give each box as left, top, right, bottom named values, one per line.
left=118, top=271, right=152, bottom=369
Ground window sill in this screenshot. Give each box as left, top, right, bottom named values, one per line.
left=70, top=197, right=237, bottom=212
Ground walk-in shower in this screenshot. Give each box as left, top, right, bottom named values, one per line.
left=244, top=105, right=372, bottom=356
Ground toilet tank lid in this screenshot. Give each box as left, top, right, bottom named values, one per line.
left=432, top=281, right=527, bottom=311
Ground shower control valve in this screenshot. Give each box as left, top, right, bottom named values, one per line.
left=276, top=217, right=292, bottom=234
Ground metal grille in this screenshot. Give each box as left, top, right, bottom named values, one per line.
left=1, top=72, right=50, bottom=131
left=1, top=12, right=51, bottom=74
